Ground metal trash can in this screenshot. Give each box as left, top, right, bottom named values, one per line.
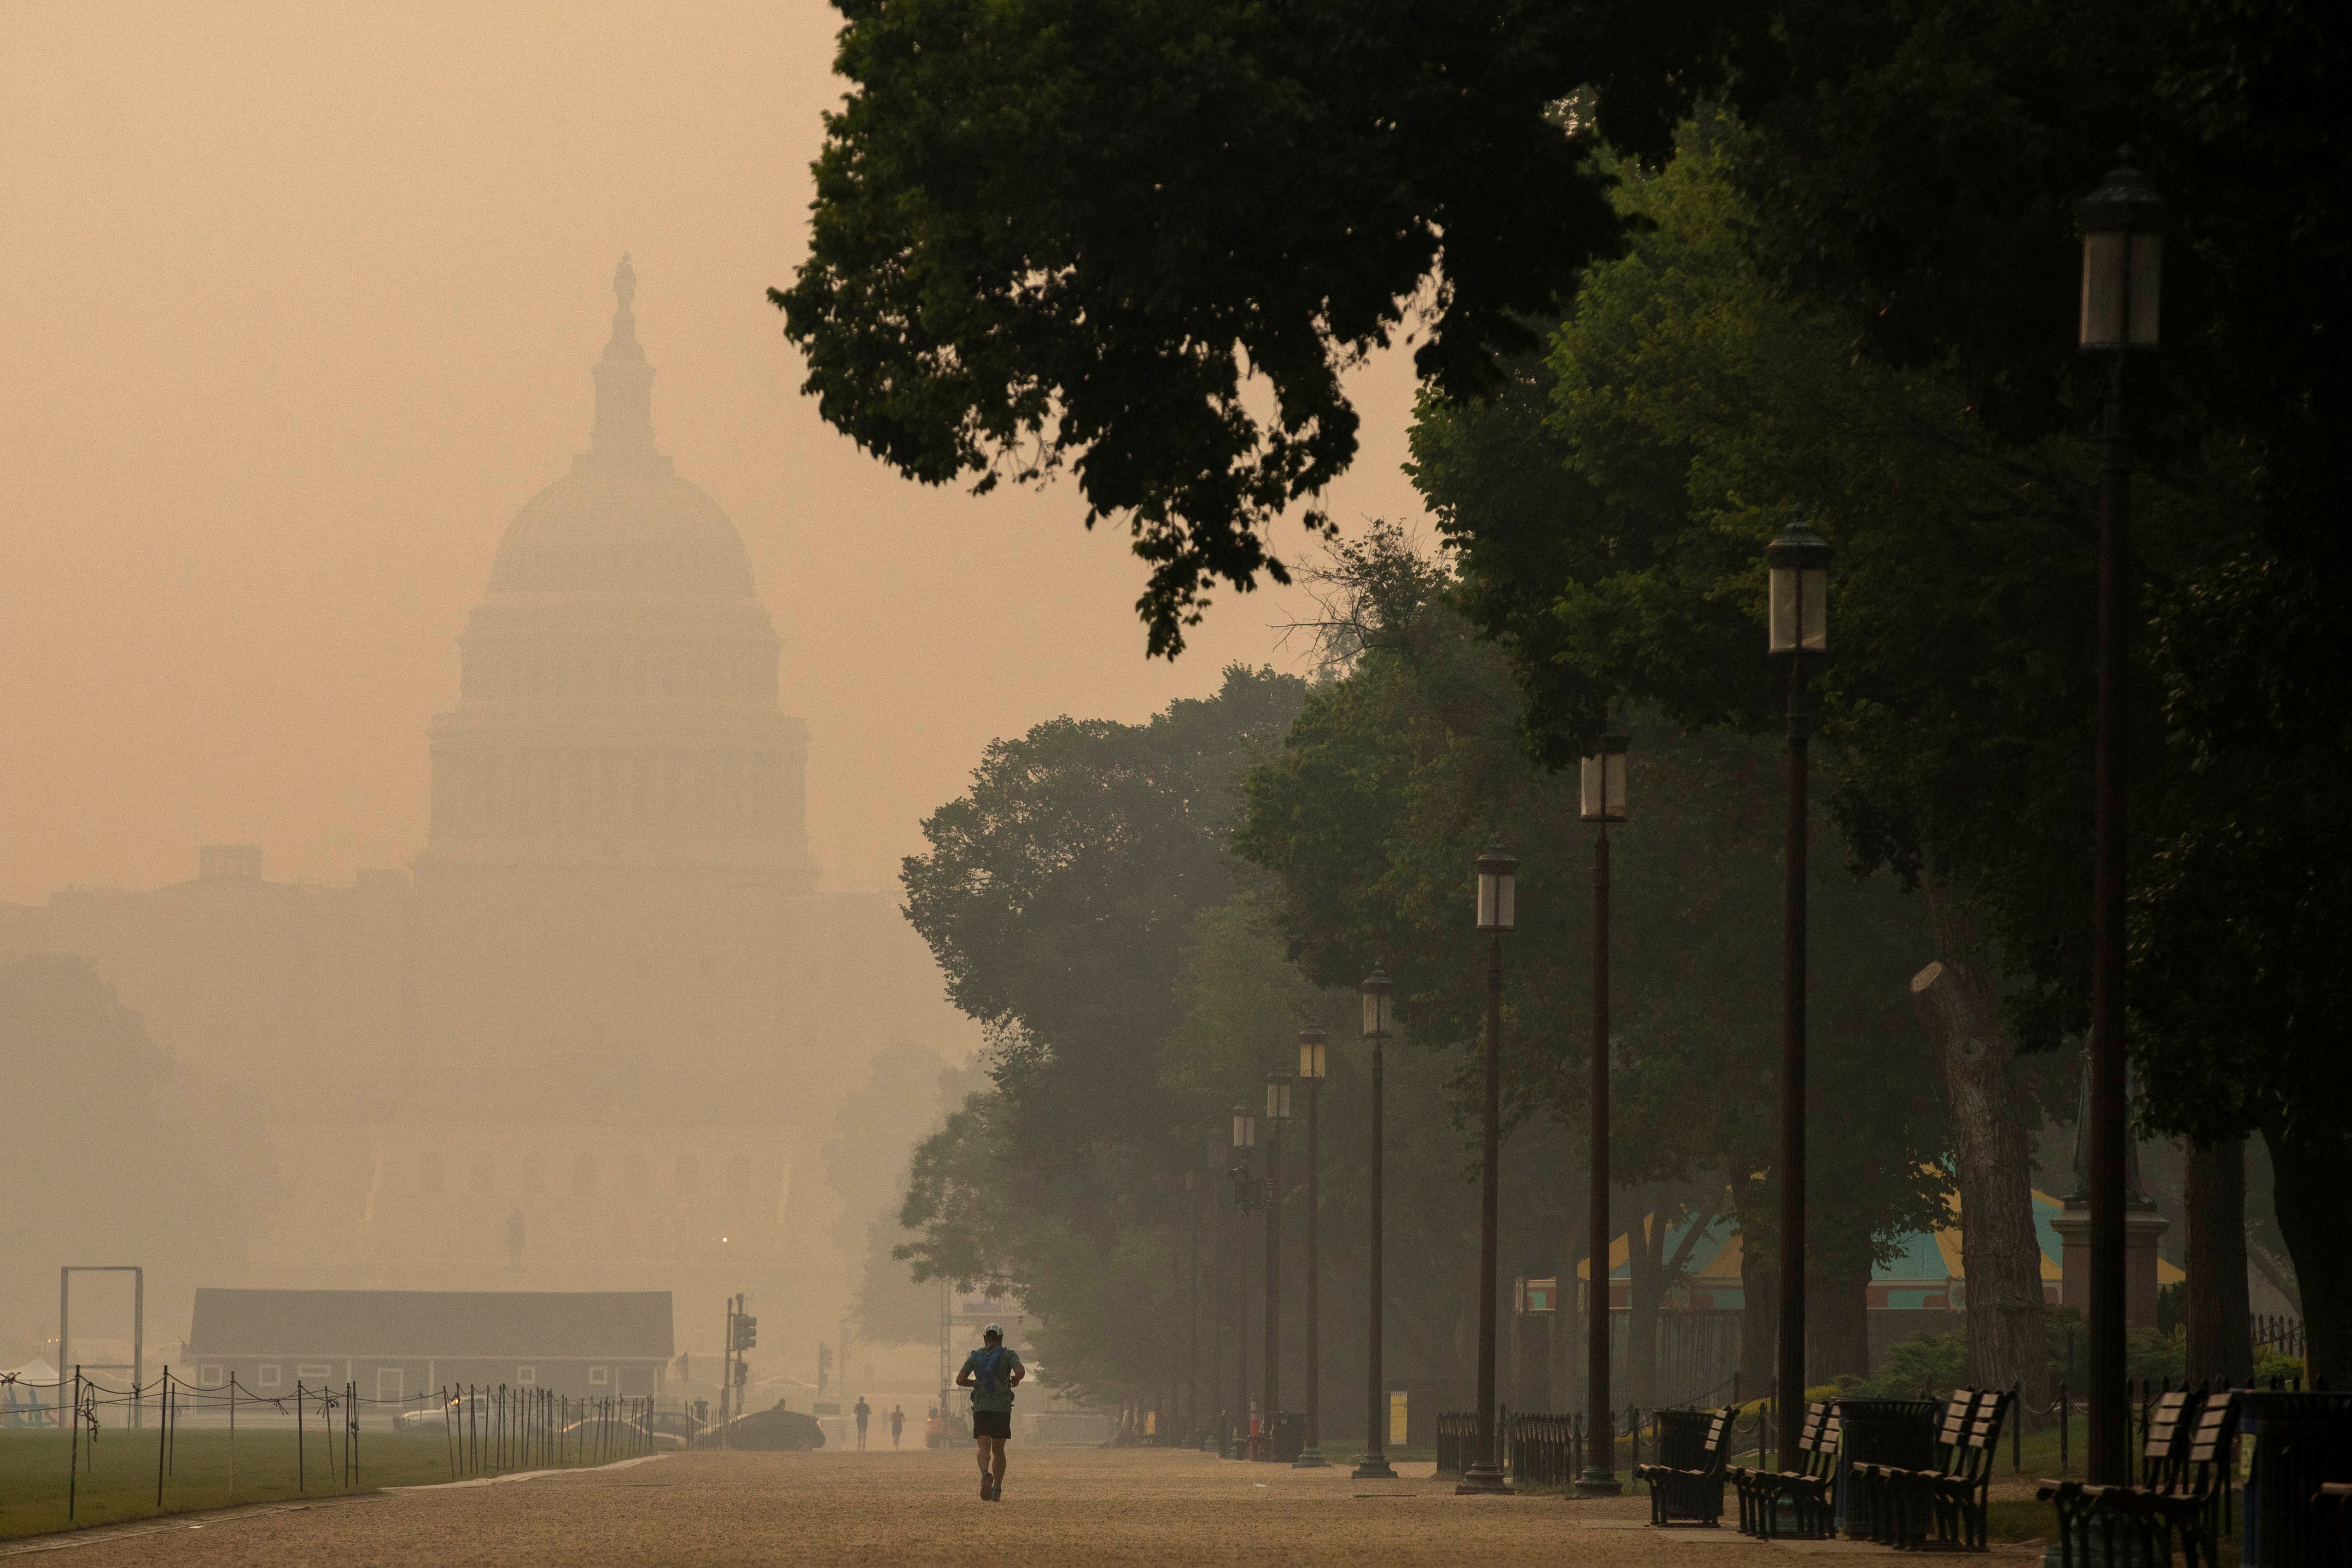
left=1654, top=1408, right=1714, bottom=1470
left=1269, top=1411, right=1307, bottom=1463
left=1833, top=1398, right=1941, bottom=1539
left=2239, top=1390, right=2352, bottom=1566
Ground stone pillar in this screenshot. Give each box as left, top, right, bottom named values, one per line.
left=2053, top=1201, right=2171, bottom=1327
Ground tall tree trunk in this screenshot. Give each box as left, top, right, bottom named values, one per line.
left=1911, top=884, right=2046, bottom=1407
left=2262, top=1119, right=2352, bottom=1388
left=2184, top=1135, right=2253, bottom=1385
left=1626, top=1206, right=1665, bottom=1409
left=1557, top=1172, right=1589, bottom=1415
left=1805, top=1253, right=1873, bottom=1385
left=1623, top=1184, right=1723, bottom=1408
left=1740, top=1216, right=1778, bottom=1397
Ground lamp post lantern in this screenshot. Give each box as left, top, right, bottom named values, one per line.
left=1262, top=1071, right=1293, bottom=1451
left=1577, top=733, right=1628, bottom=1495
left=1459, top=841, right=1517, bottom=1495
left=1766, top=511, right=1830, bottom=1466
left=1354, top=967, right=1399, bottom=1480
left=1231, top=1105, right=1257, bottom=1455
left=2077, top=152, right=2164, bottom=1485
left=1294, top=1029, right=1329, bottom=1468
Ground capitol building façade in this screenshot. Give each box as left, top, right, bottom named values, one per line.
left=1, top=261, right=970, bottom=1372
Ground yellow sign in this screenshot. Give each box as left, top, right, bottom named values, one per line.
left=1389, top=1390, right=1408, bottom=1446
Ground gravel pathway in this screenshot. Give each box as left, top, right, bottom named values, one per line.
left=22, top=1447, right=2046, bottom=1565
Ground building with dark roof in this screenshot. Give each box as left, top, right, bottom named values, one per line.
left=185, top=1288, right=673, bottom=1403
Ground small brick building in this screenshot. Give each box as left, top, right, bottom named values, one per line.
left=184, top=1288, right=672, bottom=1405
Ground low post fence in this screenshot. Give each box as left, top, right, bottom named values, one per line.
left=0, top=1367, right=666, bottom=1523
left=1434, top=1410, right=1477, bottom=1475
left=1503, top=1411, right=1577, bottom=1487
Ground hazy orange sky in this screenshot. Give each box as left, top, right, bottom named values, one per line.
left=0, top=1, right=1432, bottom=905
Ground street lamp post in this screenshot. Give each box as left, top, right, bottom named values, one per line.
left=1185, top=1166, right=1201, bottom=1441
left=1354, top=968, right=1399, bottom=1481
left=1231, top=1105, right=1257, bottom=1456
left=1578, top=733, right=1628, bottom=1495
left=1459, top=842, right=1517, bottom=1495
left=2076, top=152, right=2165, bottom=1485
left=1206, top=1149, right=1225, bottom=1454
left=1295, top=1029, right=1330, bottom=1468
left=1264, top=1071, right=1293, bottom=1451
left=1767, top=512, right=1831, bottom=1466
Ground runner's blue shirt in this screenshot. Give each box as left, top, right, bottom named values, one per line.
left=962, top=1345, right=1024, bottom=1413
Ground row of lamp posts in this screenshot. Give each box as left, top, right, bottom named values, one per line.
left=1209, top=157, right=2158, bottom=1487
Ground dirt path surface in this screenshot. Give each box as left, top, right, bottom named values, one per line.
left=27, top=1447, right=2044, bottom=1565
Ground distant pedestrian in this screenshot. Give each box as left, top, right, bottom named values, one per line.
left=854, top=1394, right=871, bottom=1451
left=956, top=1323, right=1025, bottom=1501
left=889, top=1403, right=906, bottom=1448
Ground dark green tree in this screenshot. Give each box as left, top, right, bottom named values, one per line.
left=786, top=0, right=2352, bottom=1381
left=893, top=665, right=1303, bottom=1399
left=772, top=0, right=1763, bottom=655
left=1235, top=528, right=1951, bottom=1388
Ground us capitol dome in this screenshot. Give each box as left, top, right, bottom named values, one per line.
left=420, top=255, right=816, bottom=886
left=407, top=257, right=819, bottom=1125
left=6, top=258, right=982, bottom=1335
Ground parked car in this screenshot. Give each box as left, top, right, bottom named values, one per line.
left=718, top=1403, right=825, bottom=1451
left=636, top=1408, right=697, bottom=1447
left=393, top=1397, right=461, bottom=1432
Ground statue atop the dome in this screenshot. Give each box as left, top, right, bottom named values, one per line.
left=605, top=252, right=644, bottom=362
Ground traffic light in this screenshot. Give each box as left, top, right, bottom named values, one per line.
left=734, top=1360, right=748, bottom=1386
left=735, top=1315, right=758, bottom=1351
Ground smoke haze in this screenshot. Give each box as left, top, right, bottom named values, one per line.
left=0, top=0, right=1430, bottom=907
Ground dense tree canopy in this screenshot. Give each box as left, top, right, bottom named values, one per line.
left=810, top=0, right=2352, bottom=1381
left=1235, top=528, right=1952, bottom=1382
left=778, top=0, right=2342, bottom=658
left=891, top=552, right=1954, bottom=1410
left=774, top=0, right=1774, bottom=654
left=1407, top=115, right=2348, bottom=1377
left=892, top=666, right=1553, bottom=1406
left=901, top=663, right=1304, bottom=1243
left=894, top=666, right=1305, bottom=1396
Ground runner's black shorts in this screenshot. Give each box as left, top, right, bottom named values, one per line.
left=972, top=1410, right=1012, bottom=1440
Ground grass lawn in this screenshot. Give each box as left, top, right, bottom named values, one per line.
left=0, top=1428, right=566, bottom=1541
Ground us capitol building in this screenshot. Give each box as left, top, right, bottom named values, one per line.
left=2, top=260, right=971, bottom=1360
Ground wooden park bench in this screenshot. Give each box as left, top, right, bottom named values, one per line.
left=1723, top=1408, right=1769, bottom=1534
left=1725, top=1411, right=1768, bottom=1535
left=2037, top=1389, right=2200, bottom=1568
left=2130, top=1391, right=2240, bottom=1568
left=1634, top=1407, right=1732, bottom=1527
left=2318, top=1481, right=2352, bottom=1561
left=1879, top=1386, right=2010, bottom=1550
left=1728, top=1402, right=1812, bottom=1535
left=1733, top=1402, right=1839, bottom=1540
